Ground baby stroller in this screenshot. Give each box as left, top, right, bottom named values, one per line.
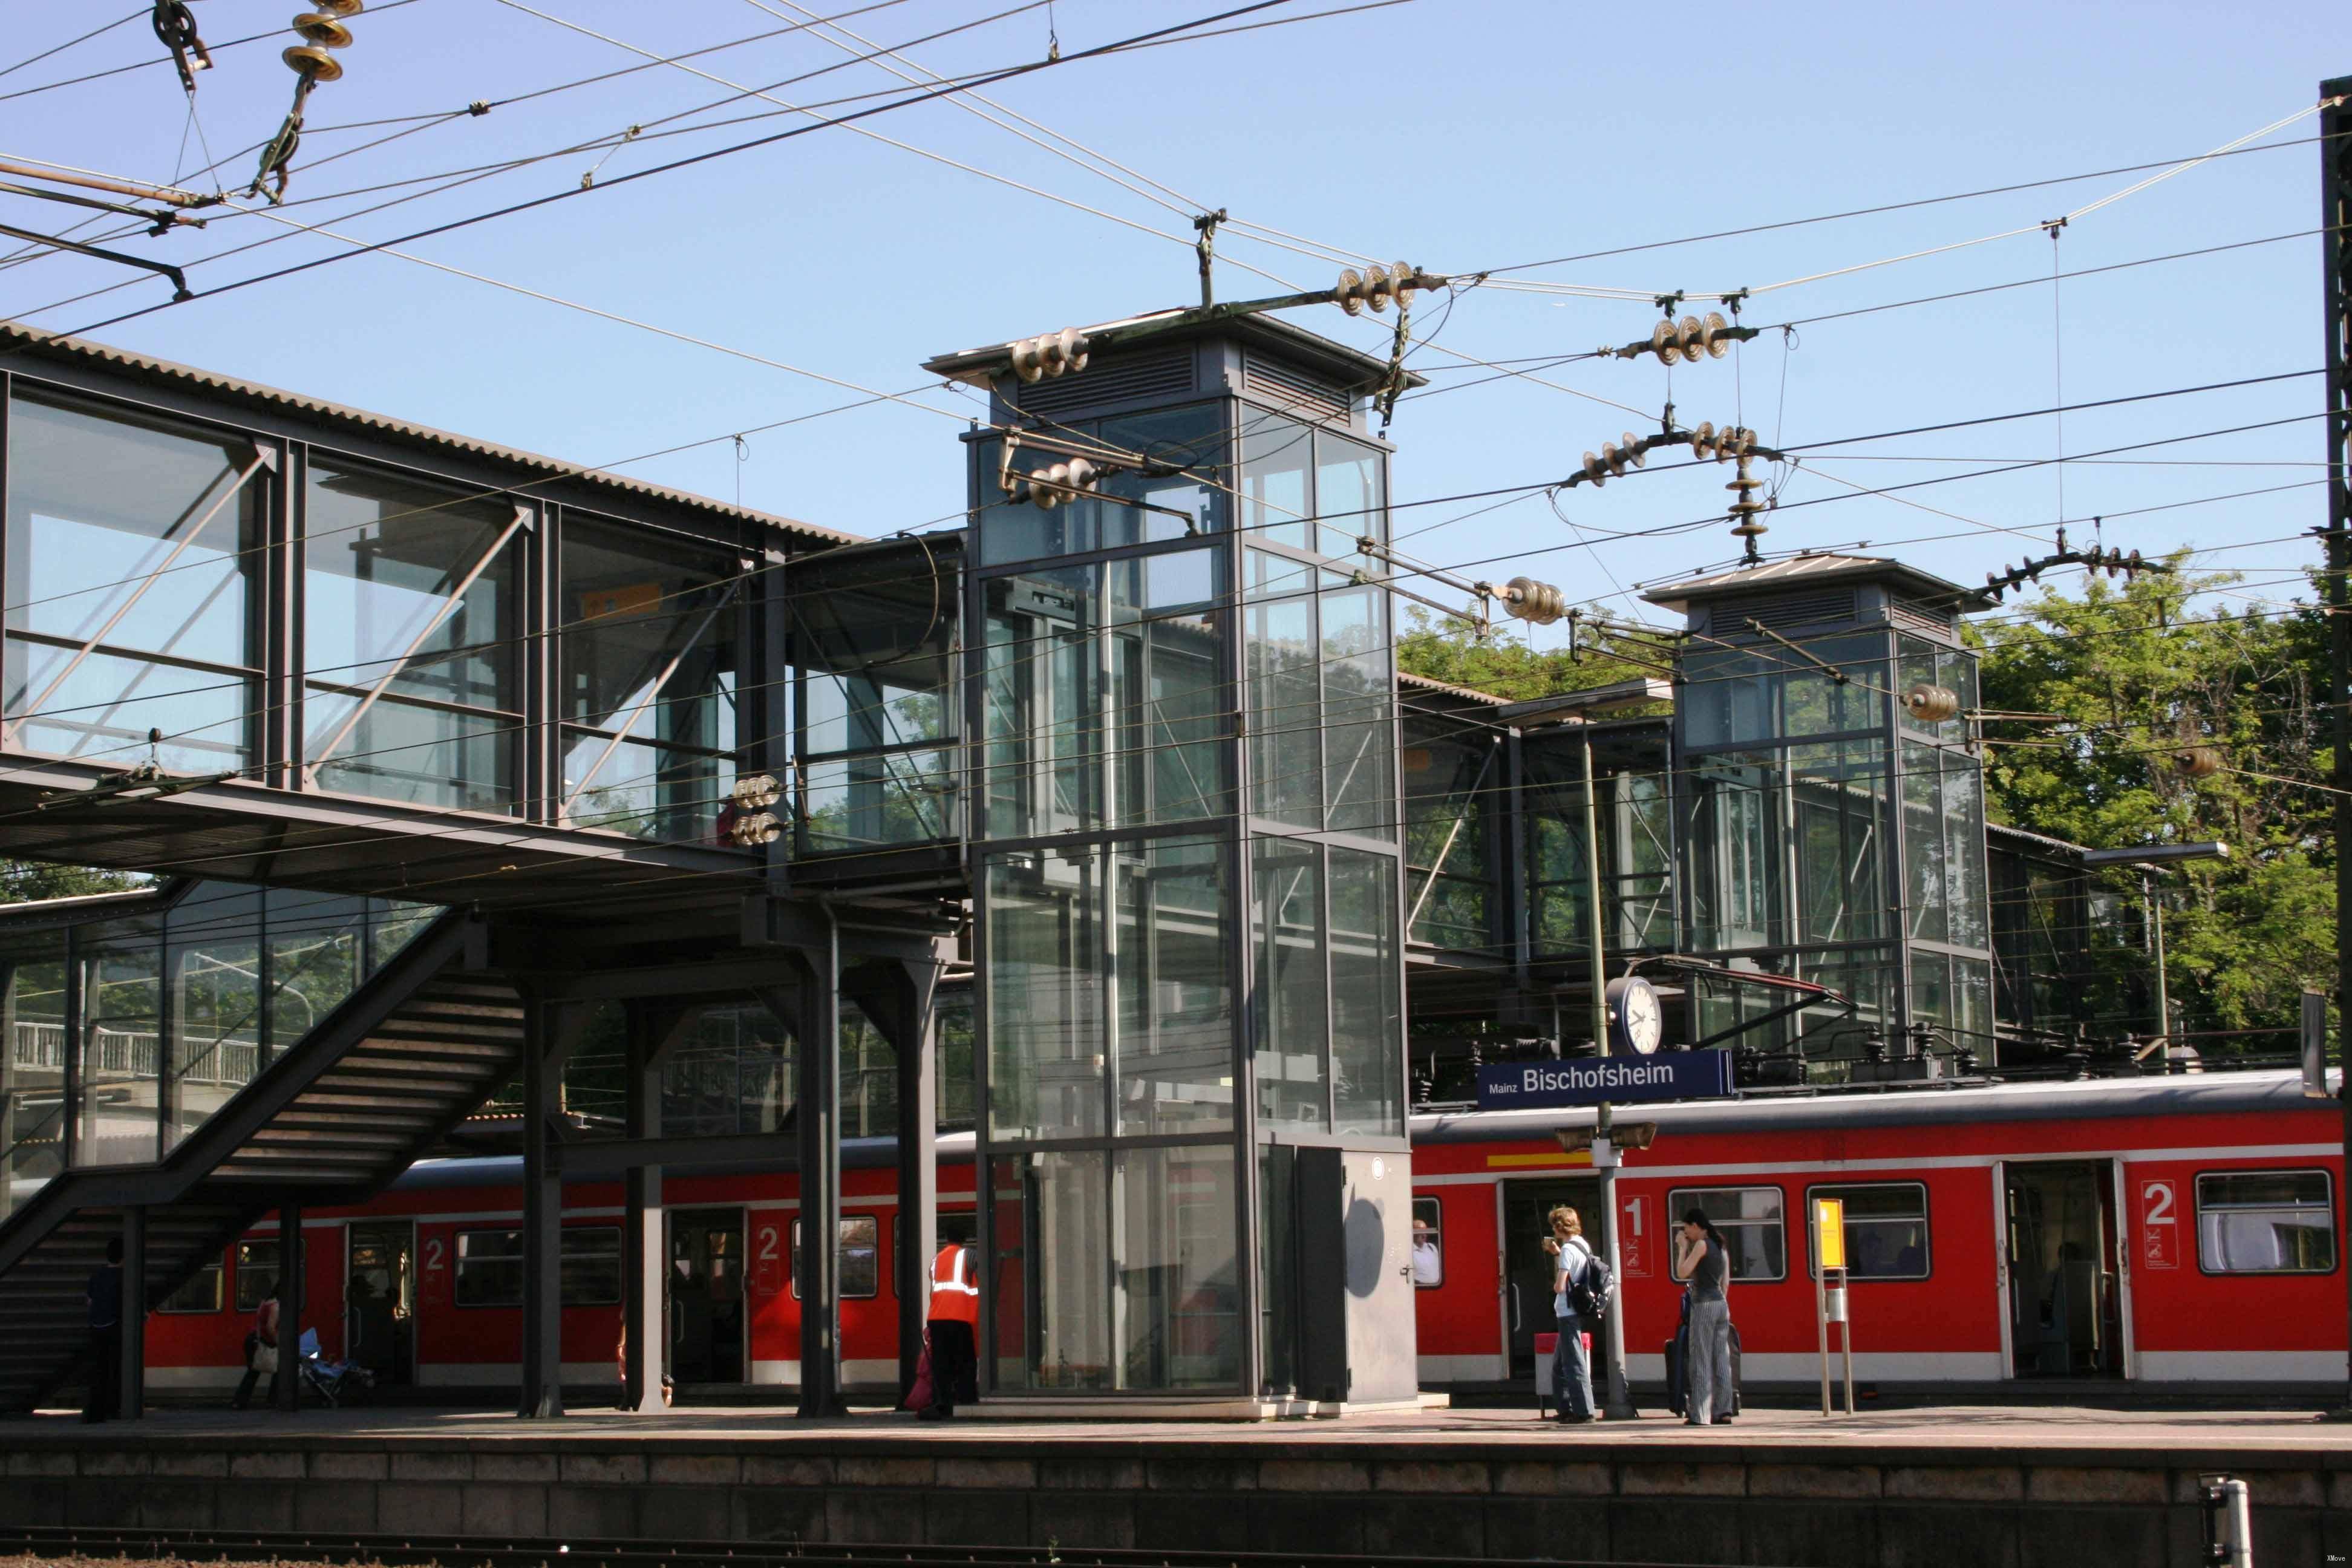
left=298, top=1328, right=376, bottom=1408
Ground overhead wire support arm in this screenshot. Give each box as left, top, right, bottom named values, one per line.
left=0, top=222, right=192, bottom=299
left=0, top=178, right=203, bottom=233
left=1743, top=618, right=1848, bottom=684
left=0, top=155, right=217, bottom=208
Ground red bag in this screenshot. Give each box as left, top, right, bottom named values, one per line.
left=903, top=1340, right=936, bottom=1412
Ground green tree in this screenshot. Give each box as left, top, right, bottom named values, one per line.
left=1396, top=606, right=1669, bottom=703
left=0, top=860, right=143, bottom=905
left=1974, top=563, right=2333, bottom=1047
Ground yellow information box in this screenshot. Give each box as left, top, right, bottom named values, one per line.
left=1815, top=1197, right=1846, bottom=1270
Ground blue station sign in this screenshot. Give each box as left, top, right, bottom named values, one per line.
left=1474, top=1051, right=1734, bottom=1111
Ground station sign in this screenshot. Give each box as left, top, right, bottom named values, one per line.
left=1475, top=1051, right=1734, bottom=1110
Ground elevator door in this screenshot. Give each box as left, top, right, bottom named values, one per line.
left=1503, top=1177, right=1602, bottom=1378
left=669, top=1209, right=746, bottom=1385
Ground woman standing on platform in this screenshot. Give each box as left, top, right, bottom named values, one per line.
left=1680, top=1210, right=1734, bottom=1425
left=1541, top=1207, right=1595, bottom=1424
left=233, top=1279, right=281, bottom=1411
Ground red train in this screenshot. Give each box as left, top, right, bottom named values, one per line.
left=140, top=1070, right=2345, bottom=1397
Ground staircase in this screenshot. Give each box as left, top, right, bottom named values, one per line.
left=0, top=915, right=529, bottom=1415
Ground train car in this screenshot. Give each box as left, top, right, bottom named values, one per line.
left=139, top=1071, right=2345, bottom=1398
left=143, top=1137, right=978, bottom=1398
left=1409, top=1068, right=2345, bottom=1390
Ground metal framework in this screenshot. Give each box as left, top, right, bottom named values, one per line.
left=2319, top=73, right=2351, bottom=1413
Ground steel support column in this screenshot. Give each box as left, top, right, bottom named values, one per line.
left=622, top=1001, right=694, bottom=1414
left=844, top=954, right=942, bottom=1400
left=762, top=918, right=840, bottom=1417
left=117, top=1206, right=144, bottom=1420
left=272, top=1201, right=302, bottom=1412
left=518, top=997, right=564, bottom=1419
left=2319, top=72, right=2352, bottom=1419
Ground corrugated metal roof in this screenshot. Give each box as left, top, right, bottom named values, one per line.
left=1399, top=670, right=1508, bottom=705
left=1, top=324, right=859, bottom=547
left=924, top=305, right=1423, bottom=393
left=1642, top=550, right=1993, bottom=614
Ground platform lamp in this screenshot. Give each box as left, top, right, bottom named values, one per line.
left=2079, top=843, right=2229, bottom=1070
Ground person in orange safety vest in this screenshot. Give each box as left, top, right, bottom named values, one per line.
left=920, top=1238, right=979, bottom=1420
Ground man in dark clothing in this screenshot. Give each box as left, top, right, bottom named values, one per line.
left=83, top=1238, right=124, bottom=1423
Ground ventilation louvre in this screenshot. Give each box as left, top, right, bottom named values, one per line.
left=1891, top=596, right=1959, bottom=635
left=1243, top=351, right=1353, bottom=417
left=1707, top=588, right=1858, bottom=636
left=1011, top=347, right=1194, bottom=418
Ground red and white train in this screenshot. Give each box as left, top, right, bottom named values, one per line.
left=140, top=1070, right=2345, bottom=1396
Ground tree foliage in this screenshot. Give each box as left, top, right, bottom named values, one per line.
left=1974, top=564, right=2333, bottom=1041
left=0, top=860, right=143, bottom=905
left=1395, top=606, right=1668, bottom=704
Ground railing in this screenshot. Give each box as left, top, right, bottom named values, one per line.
left=7, top=1022, right=260, bottom=1088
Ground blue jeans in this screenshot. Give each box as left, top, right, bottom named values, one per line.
left=1687, top=1297, right=1733, bottom=1422
left=1552, top=1315, right=1592, bottom=1419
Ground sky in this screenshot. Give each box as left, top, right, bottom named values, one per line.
left=2, top=0, right=2343, bottom=642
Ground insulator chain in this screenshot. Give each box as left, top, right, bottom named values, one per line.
left=1981, top=542, right=2173, bottom=601
left=1603, top=311, right=1760, bottom=365
left=1563, top=421, right=1777, bottom=489
left=1333, top=262, right=1422, bottom=317
left=1008, top=327, right=1091, bottom=384
left=253, top=0, right=364, bottom=203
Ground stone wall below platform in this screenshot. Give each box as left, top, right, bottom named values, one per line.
left=0, top=1435, right=2345, bottom=1568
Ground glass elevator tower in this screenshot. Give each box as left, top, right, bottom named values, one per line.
left=926, top=312, right=1417, bottom=1407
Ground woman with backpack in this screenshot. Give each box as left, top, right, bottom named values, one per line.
left=1541, top=1206, right=1598, bottom=1423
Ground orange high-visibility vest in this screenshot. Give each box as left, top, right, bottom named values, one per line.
left=929, top=1243, right=979, bottom=1325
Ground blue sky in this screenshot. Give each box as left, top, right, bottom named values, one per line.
left=3, top=0, right=2342, bottom=639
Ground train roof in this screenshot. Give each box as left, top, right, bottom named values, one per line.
left=387, top=1073, right=2331, bottom=1190
left=1408, top=1067, right=2338, bottom=1146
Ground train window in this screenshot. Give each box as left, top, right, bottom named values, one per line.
left=2196, top=1170, right=2336, bottom=1275
left=560, top=1226, right=624, bottom=1305
left=791, top=1215, right=881, bottom=1299
left=234, top=1240, right=279, bottom=1312
left=1411, top=1197, right=1443, bottom=1288
left=159, top=1258, right=224, bottom=1313
left=1668, top=1187, right=1785, bottom=1282
left=890, top=1212, right=981, bottom=1298
left=1806, top=1182, right=1930, bottom=1280
left=455, top=1230, right=525, bottom=1307
left=456, top=1227, right=629, bottom=1306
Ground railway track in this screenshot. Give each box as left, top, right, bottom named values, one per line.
left=0, top=1525, right=1716, bottom=1568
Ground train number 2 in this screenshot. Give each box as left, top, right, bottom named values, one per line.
left=2138, top=1179, right=2180, bottom=1270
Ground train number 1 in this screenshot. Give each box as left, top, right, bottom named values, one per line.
left=2138, top=1178, right=2180, bottom=1271
left=1618, top=1195, right=1651, bottom=1278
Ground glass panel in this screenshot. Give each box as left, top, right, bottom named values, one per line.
left=234, top=1239, right=279, bottom=1310
left=158, top=1260, right=223, bottom=1313
left=556, top=999, right=628, bottom=1134
left=1901, top=738, right=1947, bottom=944
left=266, top=890, right=362, bottom=1052
left=985, top=845, right=1106, bottom=1142
left=1321, top=584, right=1393, bottom=837
left=935, top=990, right=976, bottom=1131
left=165, top=886, right=263, bottom=1156
left=1680, top=647, right=1775, bottom=748
left=1403, top=731, right=1491, bottom=950
left=1111, top=549, right=1232, bottom=827
left=5, top=392, right=260, bottom=770
left=76, top=921, right=162, bottom=1166
left=1246, top=567, right=1320, bottom=828
left=1114, top=1144, right=1240, bottom=1390
left=663, top=1002, right=791, bottom=1137
left=2195, top=1171, right=2335, bottom=1273
left=1252, top=837, right=1325, bottom=1129
left=1314, top=431, right=1383, bottom=567
left=1330, top=846, right=1403, bottom=1137
left=557, top=517, right=738, bottom=842
left=986, top=836, right=1232, bottom=1142
left=1685, top=756, right=1776, bottom=952
left=981, top=566, right=1100, bottom=840
left=305, top=460, right=518, bottom=808
left=990, top=1149, right=1111, bottom=1391
left=1116, top=837, right=1233, bottom=1137
left=1258, top=1143, right=1297, bottom=1393
left=1097, top=404, right=1227, bottom=548
left=1782, top=636, right=1887, bottom=738
left=560, top=1225, right=623, bottom=1306
left=1810, top=1183, right=1930, bottom=1279
left=1791, top=740, right=1889, bottom=945
left=2, top=941, right=67, bottom=1220
left=455, top=1228, right=525, bottom=1307
left=1668, top=1186, right=1786, bottom=1281
left=1240, top=410, right=1312, bottom=549
left=976, top=436, right=1092, bottom=565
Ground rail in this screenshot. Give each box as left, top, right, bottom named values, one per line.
left=0, top=1526, right=1694, bottom=1568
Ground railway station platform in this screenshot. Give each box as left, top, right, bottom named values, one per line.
left=1, top=1402, right=2345, bottom=1567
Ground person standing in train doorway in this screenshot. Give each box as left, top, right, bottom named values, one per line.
left=1681, top=1209, right=1735, bottom=1425
left=921, top=1236, right=980, bottom=1420
left=1540, top=1206, right=1596, bottom=1423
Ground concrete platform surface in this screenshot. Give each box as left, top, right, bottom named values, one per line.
left=15, top=1399, right=2348, bottom=1455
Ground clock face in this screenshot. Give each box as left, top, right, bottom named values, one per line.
left=1610, top=977, right=1664, bottom=1054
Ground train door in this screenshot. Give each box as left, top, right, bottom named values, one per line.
left=668, top=1208, right=746, bottom=1385
left=342, top=1221, right=415, bottom=1385
left=2001, top=1161, right=2125, bottom=1378
left=1501, top=1176, right=1602, bottom=1379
